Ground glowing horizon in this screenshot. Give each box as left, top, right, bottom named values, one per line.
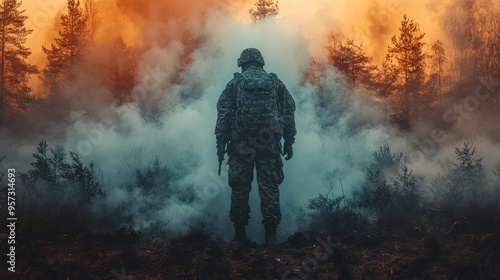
left=22, top=0, right=448, bottom=69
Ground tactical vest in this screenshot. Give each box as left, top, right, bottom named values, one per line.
left=234, top=68, right=283, bottom=139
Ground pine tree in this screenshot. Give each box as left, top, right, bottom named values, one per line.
left=442, top=0, right=500, bottom=82
left=0, top=0, right=38, bottom=126
left=448, top=143, right=486, bottom=211
left=19, top=140, right=103, bottom=203
left=301, top=56, right=326, bottom=86
left=387, top=15, right=426, bottom=128
left=249, top=0, right=279, bottom=23
left=372, top=55, right=399, bottom=121
left=327, top=34, right=377, bottom=88
left=25, top=140, right=53, bottom=183
left=40, top=0, right=92, bottom=94
left=376, top=55, right=399, bottom=98
left=107, top=36, right=136, bottom=103
left=428, top=40, right=447, bottom=106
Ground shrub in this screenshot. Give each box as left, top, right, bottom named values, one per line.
left=432, top=143, right=487, bottom=215
left=132, top=157, right=196, bottom=205
left=307, top=191, right=360, bottom=232
left=378, top=166, right=423, bottom=229
left=20, top=140, right=103, bottom=204
left=135, top=157, right=172, bottom=195
left=353, top=145, right=423, bottom=230
left=19, top=140, right=104, bottom=234
left=353, top=145, right=402, bottom=219
left=68, top=152, right=104, bottom=202
left=453, top=143, right=487, bottom=208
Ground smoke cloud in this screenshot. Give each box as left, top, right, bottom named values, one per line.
left=2, top=0, right=498, bottom=243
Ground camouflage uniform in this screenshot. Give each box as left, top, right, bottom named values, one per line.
left=215, top=49, right=296, bottom=229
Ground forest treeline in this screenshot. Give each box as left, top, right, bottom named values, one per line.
left=3, top=140, right=499, bottom=236
left=0, top=0, right=499, bottom=130
left=0, top=0, right=498, bottom=242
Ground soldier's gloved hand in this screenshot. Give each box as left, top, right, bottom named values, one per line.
left=217, top=144, right=226, bottom=161
left=283, top=142, right=293, bottom=160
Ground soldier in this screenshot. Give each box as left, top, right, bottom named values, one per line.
left=215, top=48, right=296, bottom=245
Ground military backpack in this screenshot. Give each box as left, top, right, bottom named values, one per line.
left=234, top=68, right=283, bottom=139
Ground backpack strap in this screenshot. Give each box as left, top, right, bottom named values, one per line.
left=231, top=72, right=244, bottom=139
left=270, top=73, right=284, bottom=115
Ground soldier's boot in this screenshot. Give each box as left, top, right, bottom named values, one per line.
left=232, top=223, right=248, bottom=243
left=265, top=225, right=278, bottom=246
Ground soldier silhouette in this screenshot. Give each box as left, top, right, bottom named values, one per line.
left=215, top=48, right=296, bottom=245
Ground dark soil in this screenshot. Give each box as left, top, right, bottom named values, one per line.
left=1, top=219, right=499, bottom=280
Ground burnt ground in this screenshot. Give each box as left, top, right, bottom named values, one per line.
left=0, top=218, right=499, bottom=280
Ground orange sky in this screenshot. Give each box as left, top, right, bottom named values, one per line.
left=23, top=0, right=66, bottom=66
left=22, top=0, right=450, bottom=68
left=276, top=0, right=449, bottom=63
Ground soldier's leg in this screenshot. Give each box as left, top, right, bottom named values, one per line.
left=255, top=156, right=284, bottom=228
left=228, top=153, right=254, bottom=226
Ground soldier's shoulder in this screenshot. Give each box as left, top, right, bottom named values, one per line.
left=233, top=72, right=243, bottom=79
left=231, top=72, right=244, bottom=83
left=225, top=73, right=243, bottom=88
left=270, top=72, right=284, bottom=83
left=269, top=73, right=286, bottom=86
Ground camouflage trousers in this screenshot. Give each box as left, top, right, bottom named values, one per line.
left=227, top=139, right=284, bottom=227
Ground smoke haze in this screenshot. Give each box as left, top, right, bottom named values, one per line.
left=1, top=0, right=498, bottom=242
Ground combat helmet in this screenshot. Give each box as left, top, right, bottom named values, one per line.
left=237, top=48, right=265, bottom=67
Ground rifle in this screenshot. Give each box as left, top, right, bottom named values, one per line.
left=218, top=157, right=222, bottom=176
